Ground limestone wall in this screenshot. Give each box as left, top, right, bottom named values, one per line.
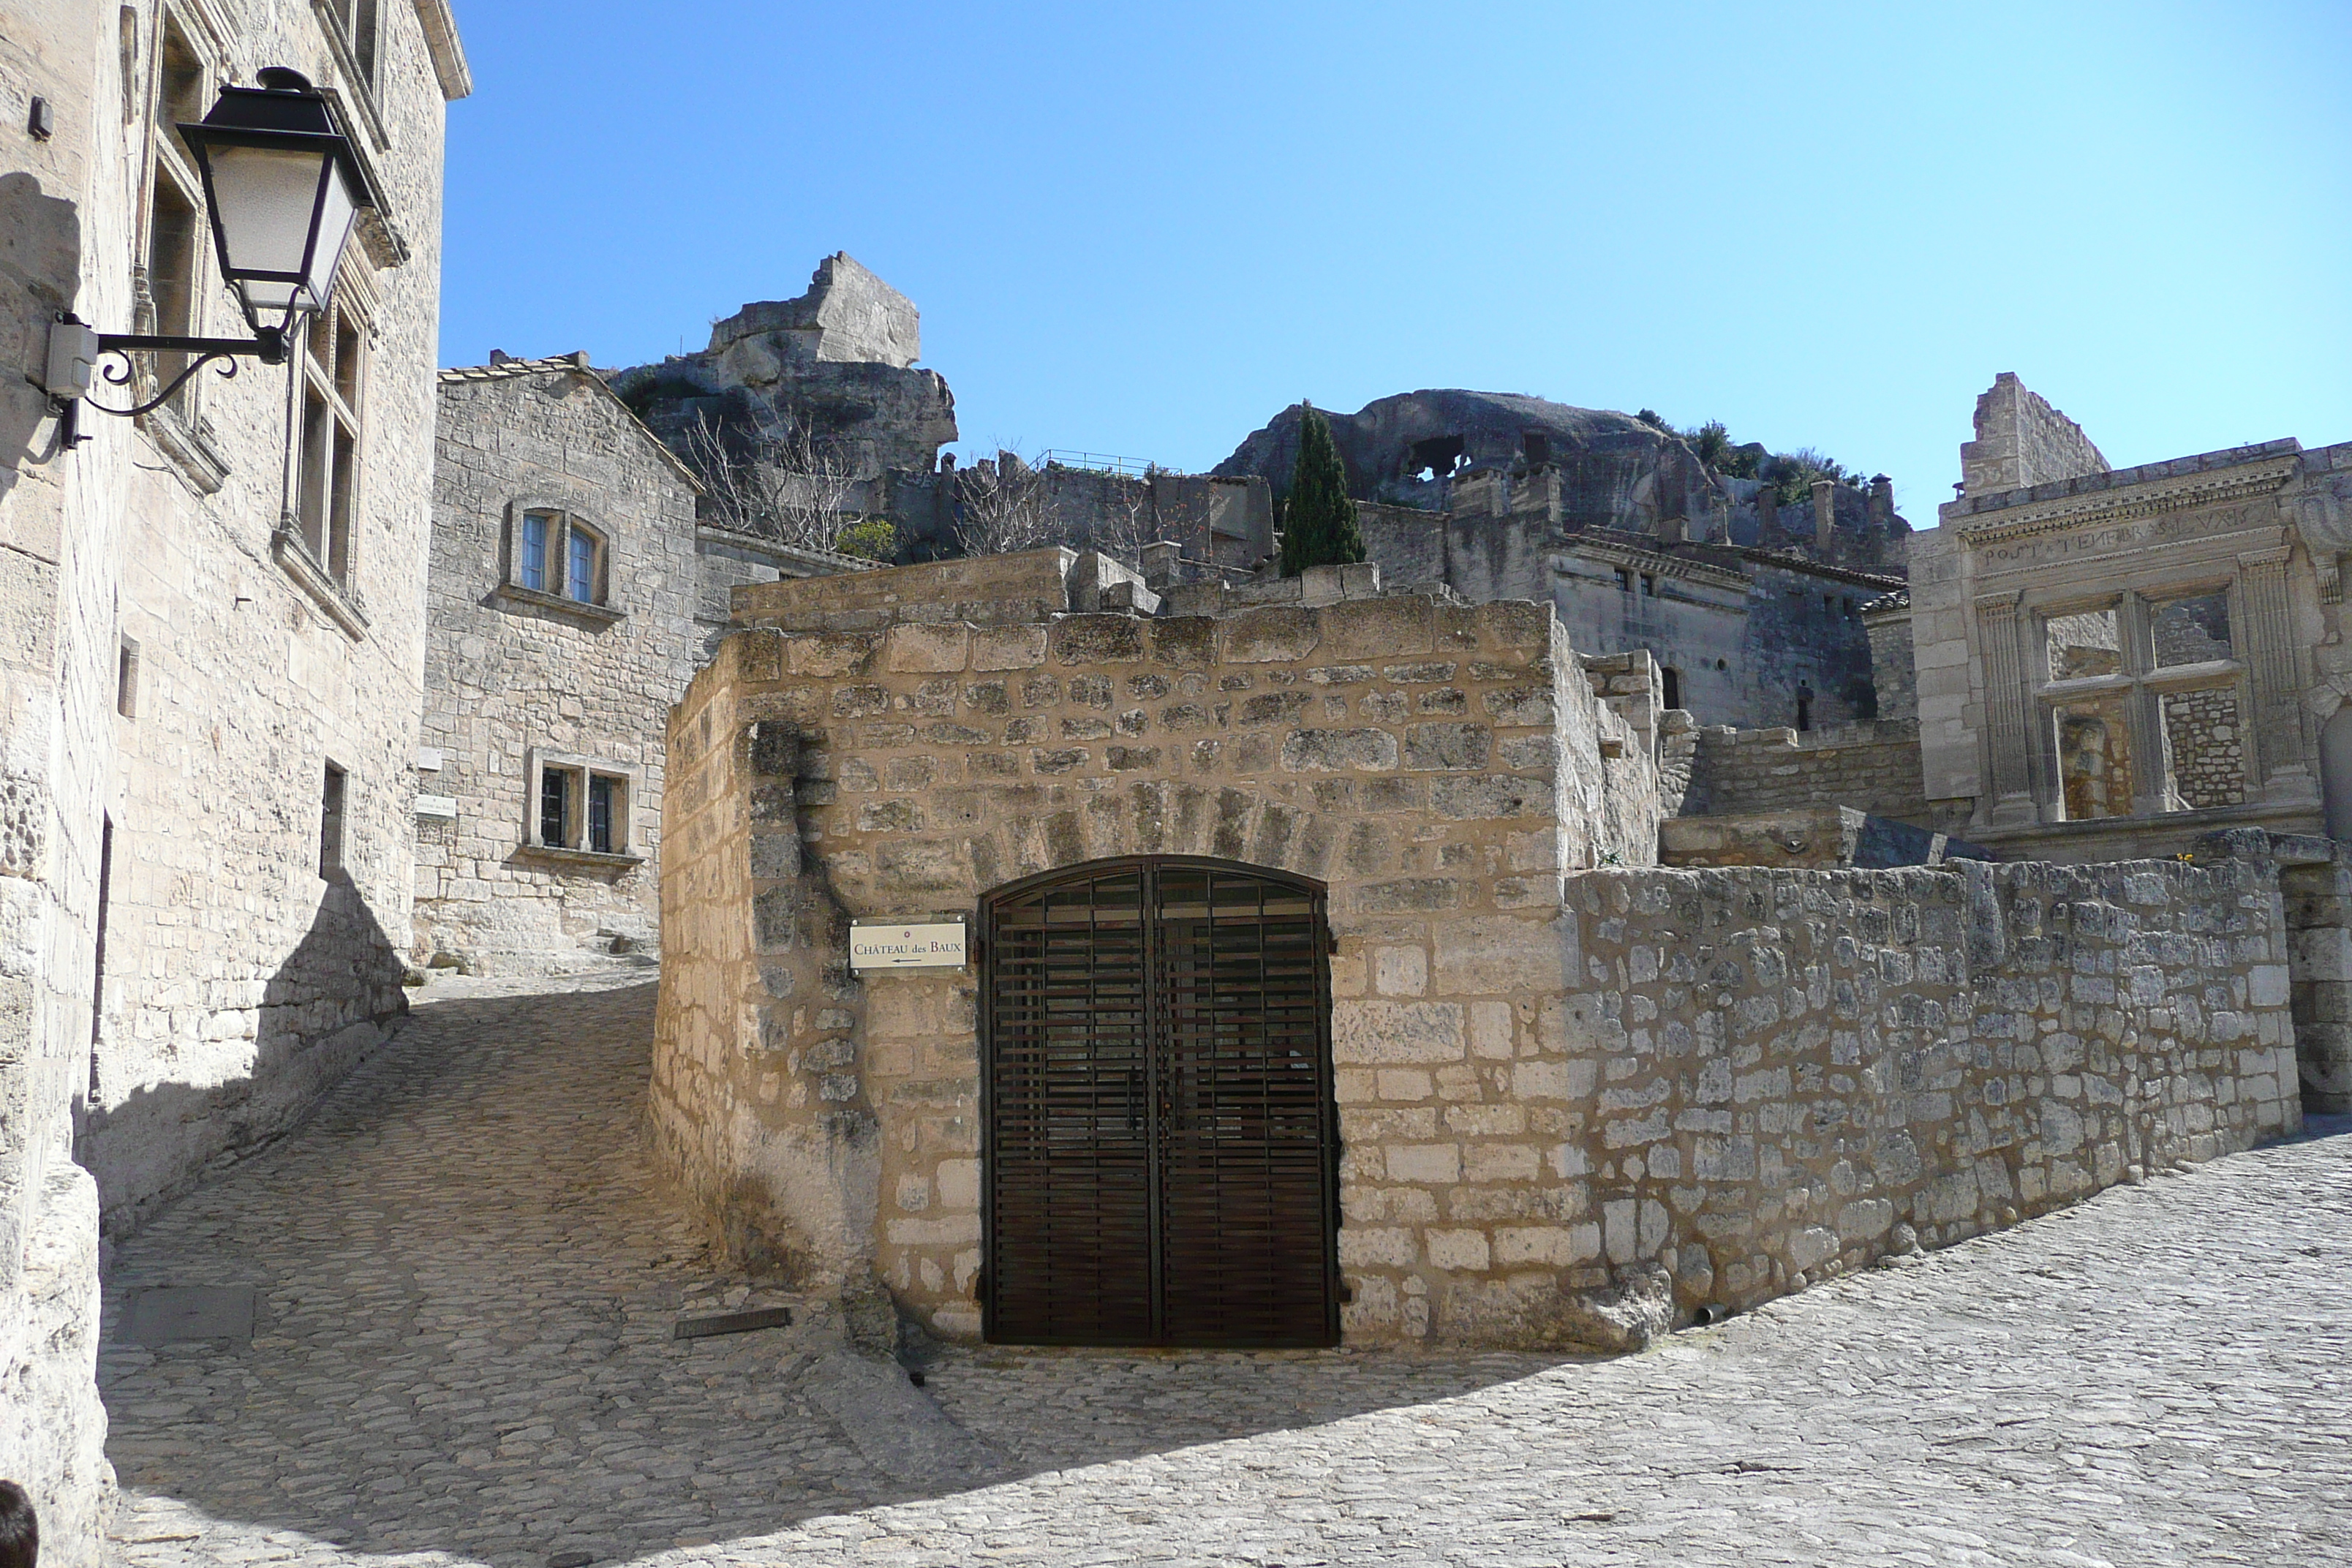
left=1563, top=856, right=2302, bottom=1315
left=1683, top=720, right=1945, bottom=828
left=1, top=1, right=462, bottom=1558
left=418, top=364, right=703, bottom=970
left=1, top=1, right=129, bottom=1552
left=81, top=0, right=455, bottom=1241
left=1959, top=372, right=2108, bottom=497
left=650, top=587, right=1663, bottom=1341
left=654, top=549, right=2309, bottom=1353
left=1864, top=601, right=1917, bottom=722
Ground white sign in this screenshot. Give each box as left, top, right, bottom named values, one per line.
left=414, top=794, right=458, bottom=820
left=849, top=921, right=968, bottom=971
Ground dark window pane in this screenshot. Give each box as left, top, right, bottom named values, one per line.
left=540, top=768, right=570, bottom=847
left=587, top=775, right=615, bottom=854
left=320, top=764, right=347, bottom=877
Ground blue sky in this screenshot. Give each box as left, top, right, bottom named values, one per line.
left=439, top=1, right=2351, bottom=521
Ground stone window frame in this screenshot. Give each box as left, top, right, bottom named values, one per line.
left=2029, top=576, right=2249, bottom=822
left=519, top=747, right=643, bottom=867
left=271, top=264, right=378, bottom=642
left=129, top=3, right=231, bottom=493
left=494, top=499, right=625, bottom=627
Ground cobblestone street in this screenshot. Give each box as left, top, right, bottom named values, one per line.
left=101, top=975, right=2352, bottom=1568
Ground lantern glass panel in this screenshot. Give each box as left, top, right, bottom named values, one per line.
left=204, top=143, right=363, bottom=318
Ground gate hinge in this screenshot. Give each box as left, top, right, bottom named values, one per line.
left=972, top=1266, right=987, bottom=1302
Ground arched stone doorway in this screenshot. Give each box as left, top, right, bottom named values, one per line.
left=979, top=856, right=1340, bottom=1347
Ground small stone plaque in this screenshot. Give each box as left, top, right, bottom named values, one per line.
left=415, top=794, right=458, bottom=819
left=848, top=921, right=968, bottom=971
left=121, top=1285, right=257, bottom=1344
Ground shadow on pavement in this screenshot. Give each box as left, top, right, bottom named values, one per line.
left=100, top=979, right=1584, bottom=1568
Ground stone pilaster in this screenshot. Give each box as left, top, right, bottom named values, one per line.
left=2120, top=592, right=2168, bottom=818
left=1975, top=592, right=2038, bottom=826
left=2239, top=546, right=2316, bottom=799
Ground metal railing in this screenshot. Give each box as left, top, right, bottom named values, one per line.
left=1039, top=449, right=1188, bottom=478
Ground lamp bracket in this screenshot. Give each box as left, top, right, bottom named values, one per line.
left=47, top=313, right=289, bottom=421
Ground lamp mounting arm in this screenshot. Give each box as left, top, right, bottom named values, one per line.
left=44, top=313, right=289, bottom=425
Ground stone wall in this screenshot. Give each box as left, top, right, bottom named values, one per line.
left=1561, top=856, right=2301, bottom=1317
left=650, top=565, right=1662, bottom=1343
left=1863, top=598, right=1916, bottom=722
left=1916, top=432, right=2331, bottom=856
left=2280, top=845, right=2352, bottom=1114
left=1681, top=720, right=1948, bottom=829
left=1959, top=372, right=2108, bottom=497
left=2160, top=687, right=2246, bottom=810
left=1, top=2, right=466, bottom=1558
left=1, top=1, right=127, bottom=1551
left=79, top=4, right=457, bottom=1245
left=417, top=361, right=705, bottom=970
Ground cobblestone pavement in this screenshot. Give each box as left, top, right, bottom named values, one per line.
left=102, top=973, right=2352, bottom=1567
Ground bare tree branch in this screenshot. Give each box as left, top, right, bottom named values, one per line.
left=951, top=450, right=1064, bottom=557
left=681, top=408, right=864, bottom=555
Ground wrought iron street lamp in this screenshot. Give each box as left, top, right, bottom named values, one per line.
left=45, top=67, right=379, bottom=426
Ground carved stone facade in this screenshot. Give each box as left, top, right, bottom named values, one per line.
left=0, top=3, right=468, bottom=1559
left=1909, top=378, right=2351, bottom=864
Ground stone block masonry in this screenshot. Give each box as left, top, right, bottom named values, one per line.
left=652, top=553, right=2304, bottom=1351
left=418, top=359, right=705, bottom=971
left=1676, top=717, right=1963, bottom=834
left=1563, top=857, right=2300, bottom=1316
left=652, top=562, right=1663, bottom=1344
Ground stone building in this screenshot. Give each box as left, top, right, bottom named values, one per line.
left=0, top=2, right=467, bottom=1559
left=649, top=550, right=2305, bottom=1353
left=1906, top=374, right=2352, bottom=864
left=1217, top=393, right=1907, bottom=730
left=417, top=351, right=872, bottom=973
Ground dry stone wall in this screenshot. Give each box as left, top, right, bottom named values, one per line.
left=1561, top=857, right=2301, bottom=1316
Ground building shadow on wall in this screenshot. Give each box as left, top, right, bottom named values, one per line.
left=0, top=172, right=80, bottom=510
left=97, top=977, right=1590, bottom=1567
left=83, top=872, right=410, bottom=1245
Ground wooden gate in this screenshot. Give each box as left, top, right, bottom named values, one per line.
left=981, top=857, right=1339, bottom=1346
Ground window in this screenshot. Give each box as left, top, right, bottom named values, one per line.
left=1640, top=574, right=1657, bottom=596
left=297, top=305, right=366, bottom=586
left=2038, top=588, right=2246, bottom=821
left=512, top=510, right=608, bottom=606
left=1661, top=667, right=1681, bottom=711
left=116, top=636, right=140, bottom=718
left=1614, top=568, right=1635, bottom=594
left=320, top=763, right=347, bottom=878
left=527, top=750, right=636, bottom=858
left=587, top=775, right=619, bottom=854
left=322, top=0, right=381, bottom=89
left=519, top=511, right=550, bottom=592
left=140, top=17, right=210, bottom=418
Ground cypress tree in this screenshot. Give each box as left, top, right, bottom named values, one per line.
left=1278, top=404, right=1365, bottom=576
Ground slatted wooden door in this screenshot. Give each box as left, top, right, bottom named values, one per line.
left=984, top=858, right=1338, bottom=1347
